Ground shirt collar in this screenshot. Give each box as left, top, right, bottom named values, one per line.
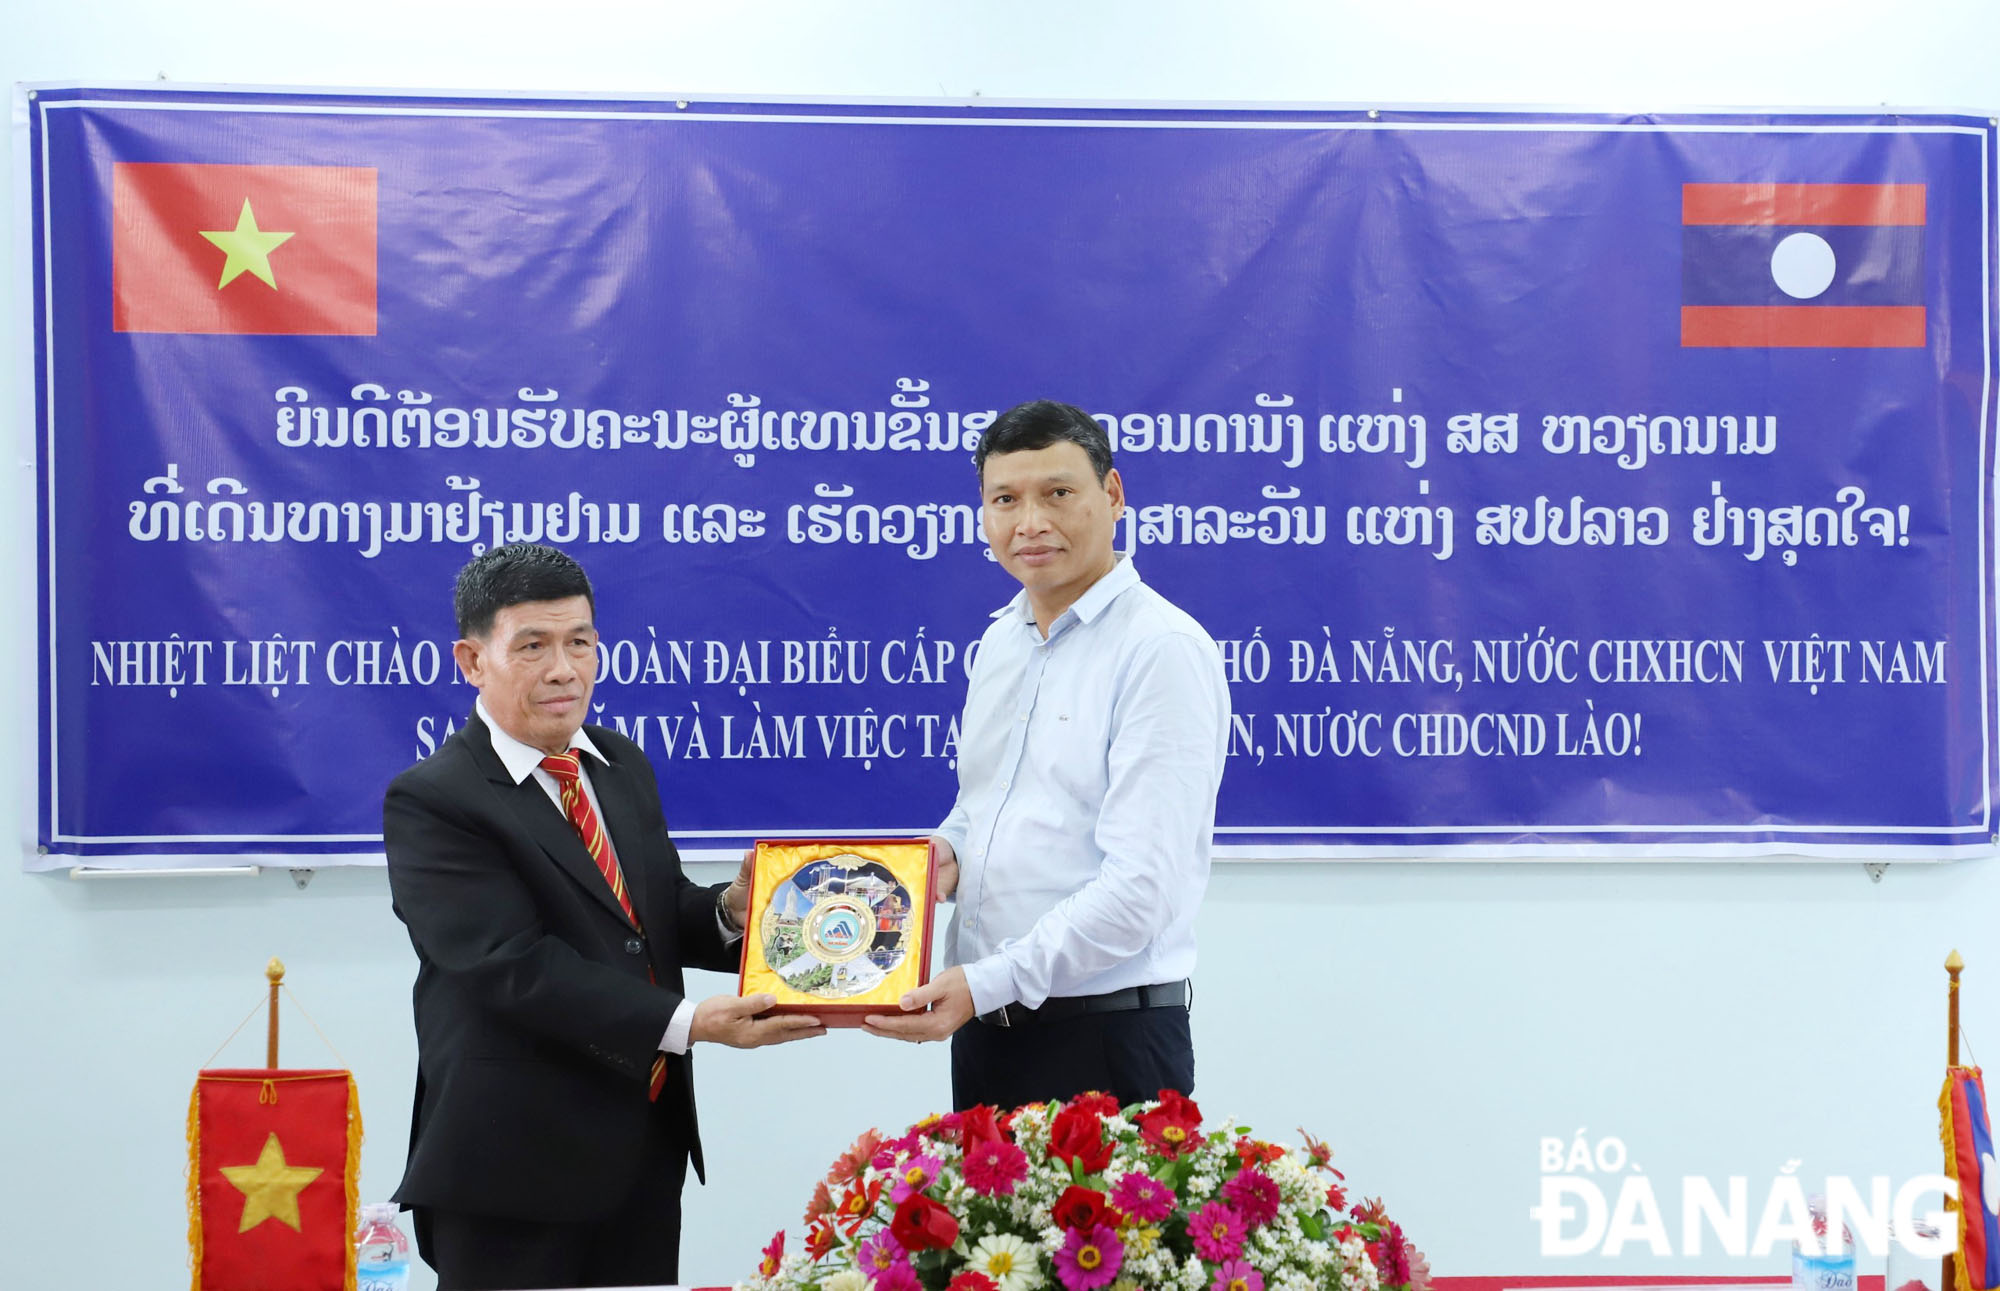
left=476, top=697, right=607, bottom=785
left=993, top=555, right=1143, bottom=630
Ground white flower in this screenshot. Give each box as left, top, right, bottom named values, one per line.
left=821, top=1270, right=869, bottom=1291
left=968, top=1232, right=1042, bottom=1291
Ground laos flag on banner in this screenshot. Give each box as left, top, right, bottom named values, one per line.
left=1682, top=182, right=1926, bottom=347
left=1942, top=1066, right=2000, bottom=1289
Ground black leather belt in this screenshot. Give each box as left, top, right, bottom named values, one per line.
left=975, top=980, right=1190, bottom=1028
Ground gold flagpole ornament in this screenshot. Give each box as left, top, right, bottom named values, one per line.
left=265, top=958, right=285, bottom=1069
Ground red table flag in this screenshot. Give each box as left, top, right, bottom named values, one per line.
left=187, top=1069, right=361, bottom=1291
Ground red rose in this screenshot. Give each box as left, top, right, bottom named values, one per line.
left=1048, top=1105, right=1114, bottom=1174
left=959, top=1104, right=1005, bottom=1148
left=890, top=1194, right=961, bottom=1252
left=1052, top=1185, right=1118, bottom=1231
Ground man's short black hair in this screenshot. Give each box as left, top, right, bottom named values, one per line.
left=453, top=543, right=596, bottom=639
left=974, top=399, right=1114, bottom=483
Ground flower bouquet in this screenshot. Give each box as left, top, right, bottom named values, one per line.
left=741, top=1090, right=1428, bottom=1291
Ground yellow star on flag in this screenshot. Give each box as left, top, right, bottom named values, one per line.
left=199, top=199, right=295, bottom=290
left=219, top=1131, right=323, bottom=1233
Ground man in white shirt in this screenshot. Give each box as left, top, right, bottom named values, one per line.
left=864, top=400, right=1231, bottom=1109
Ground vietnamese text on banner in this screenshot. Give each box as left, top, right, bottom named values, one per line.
left=23, top=88, right=1999, bottom=864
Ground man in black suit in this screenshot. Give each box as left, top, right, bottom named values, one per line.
left=385, top=543, right=822, bottom=1291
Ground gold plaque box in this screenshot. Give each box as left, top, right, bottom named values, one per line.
left=737, top=838, right=938, bottom=1026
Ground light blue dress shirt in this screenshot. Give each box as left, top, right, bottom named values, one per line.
left=936, top=558, right=1230, bottom=1016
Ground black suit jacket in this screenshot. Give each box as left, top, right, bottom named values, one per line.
left=383, top=712, right=736, bottom=1222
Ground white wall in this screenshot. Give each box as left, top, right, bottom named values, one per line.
left=8, top=3, right=2000, bottom=1287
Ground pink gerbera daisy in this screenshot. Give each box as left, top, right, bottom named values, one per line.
left=1211, top=1260, right=1265, bottom=1291
left=1110, top=1172, right=1175, bottom=1224
left=890, top=1153, right=945, bottom=1203
left=1054, top=1223, right=1123, bottom=1291
left=1223, top=1169, right=1281, bottom=1229
left=963, top=1140, right=1030, bottom=1196
left=1189, top=1201, right=1246, bottom=1262
left=858, top=1229, right=906, bottom=1277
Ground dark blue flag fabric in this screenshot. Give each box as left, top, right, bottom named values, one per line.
left=24, top=88, right=2000, bottom=866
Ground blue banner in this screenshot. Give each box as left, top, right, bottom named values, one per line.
left=24, top=88, right=1999, bottom=865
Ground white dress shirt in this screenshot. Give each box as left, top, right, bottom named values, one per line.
left=935, top=558, right=1230, bottom=1016
left=476, top=699, right=717, bottom=1055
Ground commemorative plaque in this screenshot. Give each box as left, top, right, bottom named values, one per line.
left=737, top=838, right=938, bottom=1025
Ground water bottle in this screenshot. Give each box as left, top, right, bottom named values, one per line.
left=1792, top=1195, right=1856, bottom=1291
left=356, top=1202, right=411, bottom=1291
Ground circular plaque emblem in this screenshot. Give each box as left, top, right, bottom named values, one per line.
left=803, top=896, right=873, bottom=965
left=758, top=854, right=916, bottom=1000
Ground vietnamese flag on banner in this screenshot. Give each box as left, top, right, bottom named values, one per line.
left=187, top=1069, right=360, bottom=1291
left=113, top=162, right=377, bottom=335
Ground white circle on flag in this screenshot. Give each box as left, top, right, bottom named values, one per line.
left=1771, top=232, right=1838, bottom=299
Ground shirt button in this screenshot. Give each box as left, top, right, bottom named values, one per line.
left=625, top=938, right=644, bottom=955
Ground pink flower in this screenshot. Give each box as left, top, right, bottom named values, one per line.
left=1211, top=1260, right=1265, bottom=1291
left=876, top=1260, right=923, bottom=1291
left=963, top=1140, right=1030, bottom=1195
left=1189, top=1202, right=1246, bottom=1262
left=858, top=1229, right=905, bottom=1277
left=1369, top=1221, right=1413, bottom=1287
left=890, top=1152, right=944, bottom=1203
left=1223, top=1169, right=1281, bottom=1229
left=1110, top=1172, right=1175, bottom=1223
left=873, top=1130, right=925, bottom=1171
left=759, top=1230, right=785, bottom=1279
left=1054, top=1223, right=1123, bottom=1291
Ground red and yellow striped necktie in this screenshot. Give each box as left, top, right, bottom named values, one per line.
left=538, top=749, right=668, bottom=1101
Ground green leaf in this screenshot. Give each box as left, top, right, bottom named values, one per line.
left=1301, top=1213, right=1324, bottom=1242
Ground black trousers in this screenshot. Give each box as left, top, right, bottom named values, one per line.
left=413, top=1104, right=689, bottom=1291
left=950, top=1003, right=1194, bottom=1111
